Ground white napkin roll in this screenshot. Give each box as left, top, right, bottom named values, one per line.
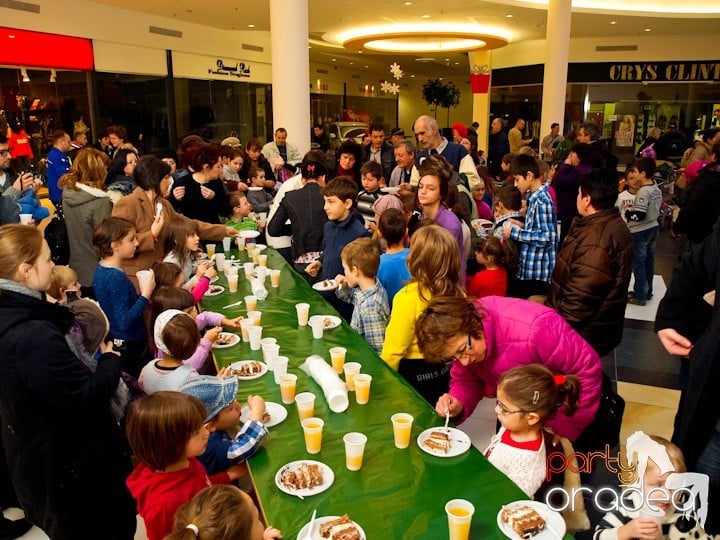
left=299, top=355, right=349, bottom=413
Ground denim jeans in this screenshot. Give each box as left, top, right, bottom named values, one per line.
left=631, top=225, right=658, bottom=301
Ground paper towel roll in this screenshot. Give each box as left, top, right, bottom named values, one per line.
left=299, top=355, right=349, bottom=413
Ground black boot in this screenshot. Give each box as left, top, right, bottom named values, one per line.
left=0, top=514, right=33, bottom=540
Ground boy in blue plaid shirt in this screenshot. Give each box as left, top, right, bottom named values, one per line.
left=503, top=154, right=558, bottom=298
left=335, top=237, right=390, bottom=352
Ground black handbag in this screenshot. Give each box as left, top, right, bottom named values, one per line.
left=574, top=373, right=625, bottom=454
left=44, top=201, right=70, bottom=265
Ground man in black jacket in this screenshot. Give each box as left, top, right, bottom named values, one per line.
left=362, top=123, right=395, bottom=181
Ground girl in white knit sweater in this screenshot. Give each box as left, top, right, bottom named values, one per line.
left=484, top=364, right=581, bottom=497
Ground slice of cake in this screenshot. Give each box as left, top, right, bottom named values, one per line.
left=422, top=430, right=450, bottom=454
left=501, top=505, right=546, bottom=538
left=319, top=515, right=360, bottom=540
left=232, top=361, right=262, bottom=377
left=280, top=463, right=324, bottom=490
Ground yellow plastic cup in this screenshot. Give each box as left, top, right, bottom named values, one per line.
left=295, top=392, right=315, bottom=421
left=343, top=432, right=367, bottom=471
left=279, top=374, right=297, bottom=405
left=353, top=374, right=372, bottom=405
left=343, top=362, right=361, bottom=391
left=391, top=413, right=414, bottom=449
left=445, top=499, right=474, bottom=540
left=301, top=417, right=324, bottom=454
left=329, top=347, right=347, bottom=373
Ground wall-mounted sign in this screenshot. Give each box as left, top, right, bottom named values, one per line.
left=208, top=59, right=250, bottom=78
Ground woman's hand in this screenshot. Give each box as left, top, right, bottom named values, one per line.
left=305, top=261, right=321, bottom=277
left=200, top=185, right=215, bottom=200
left=172, top=185, right=185, bottom=201
left=435, top=393, right=463, bottom=418
left=150, top=213, right=165, bottom=239
left=657, top=328, right=693, bottom=356
left=225, top=227, right=239, bottom=238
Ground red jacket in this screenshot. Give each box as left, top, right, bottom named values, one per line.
left=126, top=458, right=229, bottom=540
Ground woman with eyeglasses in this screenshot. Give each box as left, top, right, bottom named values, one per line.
left=415, top=295, right=601, bottom=442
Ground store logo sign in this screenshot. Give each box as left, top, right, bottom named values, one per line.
left=209, top=59, right=251, bottom=78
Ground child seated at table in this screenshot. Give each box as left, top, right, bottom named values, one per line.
left=335, top=237, right=390, bottom=352
left=246, top=166, right=274, bottom=213
left=163, top=216, right=217, bottom=294
left=484, top=364, right=580, bottom=498
left=165, top=485, right=282, bottom=540
left=125, top=392, right=246, bottom=540
left=226, top=191, right=262, bottom=232
left=376, top=208, right=410, bottom=305
left=140, top=309, right=210, bottom=393
left=357, top=160, right=385, bottom=227
left=151, top=260, right=208, bottom=303
left=180, top=375, right=268, bottom=477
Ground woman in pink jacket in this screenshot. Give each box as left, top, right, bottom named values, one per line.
left=415, top=295, right=602, bottom=441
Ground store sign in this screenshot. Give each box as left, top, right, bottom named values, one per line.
left=208, top=59, right=251, bottom=78
left=608, top=62, right=720, bottom=82
left=0, top=27, right=93, bottom=70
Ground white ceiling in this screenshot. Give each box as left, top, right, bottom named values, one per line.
left=86, top=0, right=720, bottom=78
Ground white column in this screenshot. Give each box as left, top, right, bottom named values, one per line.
left=540, top=0, right=571, bottom=136
left=269, top=0, right=310, bottom=156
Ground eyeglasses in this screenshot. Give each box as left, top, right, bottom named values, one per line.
left=446, top=334, right=473, bottom=364
left=495, top=399, right=526, bottom=416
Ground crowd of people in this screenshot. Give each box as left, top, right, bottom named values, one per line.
left=0, top=115, right=718, bottom=539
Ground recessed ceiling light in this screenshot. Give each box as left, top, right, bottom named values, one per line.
left=247, top=24, right=255, bottom=28
left=332, top=58, right=336, bottom=61
left=644, top=27, right=651, bottom=32
left=420, top=14, right=431, bottom=19
left=350, top=62, right=354, bottom=65
left=403, top=1, right=413, bottom=4
left=609, top=20, right=617, bottom=25
left=8, top=35, right=15, bottom=39
left=358, top=51, right=363, bottom=54
left=454, top=62, right=459, bottom=65
left=364, top=65, right=369, bottom=68
left=505, top=14, right=514, bottom=18
left=411, top=74, right=415, bottom=78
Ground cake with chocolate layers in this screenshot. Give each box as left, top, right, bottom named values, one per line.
left=232, top=361, right=263, bottom=377
left=422, top=430, right=450, bottom=454
left=319, top=515, right=360, bottom=540
left=280, top=463, right=323, bottom=490
left=501, top=505, right=546, bottom=538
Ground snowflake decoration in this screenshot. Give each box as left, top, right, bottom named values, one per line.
left=381, top=80, right=401, bottom=95
left=390, top=62, right=404, bottom=80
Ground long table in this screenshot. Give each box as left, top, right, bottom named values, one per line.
left=203, top=246, right=532, bottom=539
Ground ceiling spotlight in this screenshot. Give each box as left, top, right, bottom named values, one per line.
left=248, top=24, right=255, bottom=28
left=332, top=58, right=336, bottom=61
left=644, top=27, right=651, bottom=32
left=505, top=14, right=514, bottom=18
left=420, top=14, right=431, bottom=19
left=403, top=1, right=413, bottom=4
left=20, top=67, right=29, bottom=83
left=609, top=20, right=617, bottom=24
left=50, top=69, right=57, bottom=83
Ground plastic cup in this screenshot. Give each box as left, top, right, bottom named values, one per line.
left=243, top=262, right=255, bottom=280
left=270, top=269, right=281, bottom=288
left=215, top=253, right=225, bottom=271
left=311, top=319, right=324, bottom=339
left=343, top=362, right=361, bottom=391
left=391, top=413, right=414, bottom=449
left=251, top=249, right=260, bottom=265
left=206, top=244, right=216, bottom=258
left=269, top=356, right=289, bottom=383
left=329, top=347, right=346, bottom=373
left=258, top=254, right=268, bottom=267
left=353, top=374, right=372, bottom=405
left=227, top=273, right=239, bottom=293
left=19, top=213, right=32, bottom=225
left=263, top=343, right=280, bottom=363
left=343, top=432, right=367, bottom=471
left=279, top=374, right=298, bottom=405
left=248, top=326, right=263, bottom=351
left=224, top=260, right=234, bottom=274
left=445, top=499, right=475, bottom=540
left=236, top=237, right=246, bottom=251
left=255, top=266, right=266, bottom=281
left=260, top=337, right=277, bottom=359
left=247, top=310, right=262, bottom=326
left=222, top=237, right=232, bottom=252
left=240, top=320, right=253, bottom=342
left=136, top=270, right=151, bottom=281
left=244, top=295, right=258, bottom=312
left=302, top=417, right=324, bottom=454
left=639, top=506, right=664, bottom=539
left=295, top=303, right=310, bottom=327
left=295, top=392, right=315, bottom=421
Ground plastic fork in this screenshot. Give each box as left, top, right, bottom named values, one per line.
left=303, top=509, right=317, bottom=540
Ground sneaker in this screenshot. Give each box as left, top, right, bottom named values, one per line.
left=628, top=296, right=646, bottom=306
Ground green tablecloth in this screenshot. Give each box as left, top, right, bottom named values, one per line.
left=203, top=247, right=533, bottom=539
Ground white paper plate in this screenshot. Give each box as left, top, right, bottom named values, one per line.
left=308, top=315, right=341, bottom=329
left=248, top=186, right=264, bottom=191
left=497, top=500, right=566, bottom=540
left=380, top=186, right=400, bottom=194
left=205, top=285, right=225, bottom=296
left=212, top=332, right=240, bottom=349
left=417, top=427, right=471, bottom=458
left=196, top=252, right=208, bottom=260
left=229, top=360, right=268, bottom=380
left=210, top=275, right=220, bottom=283
left=275, top=460, right=334, bottom=498
left=296, top=516, right=366, bottom=540
left=238, top=230, right=261, bottom=239
left=252, top=244, right=267, bottom=252
left=240, top=401, right=287, bottom=427
left=312, top=279, right=337, bottom=292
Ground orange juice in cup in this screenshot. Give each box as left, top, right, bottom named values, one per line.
left=279, top=374, right=297, bottom=405
left=353, top=374, right=372, bottom=405
left=391, top=413, right=413, bottom=449
left=343, top=432, right=367, bottom=471
left=445, top=499, right=474, bottom=540
left=301, top=417, right=324, bottom=454
left=329, top=347, right=346, bottom=373
left=295, top=392, right=315, bottom=421
left=343, top=362, right=361, bottom=391
left=270, top=269, right=281, bottom=288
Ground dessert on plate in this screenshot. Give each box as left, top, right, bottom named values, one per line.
left=215, top=333, right=235, bottom=346
left=231, top=361, right=263, bottom=376
left=280, top=462, right=323, bottom=490
left=319, top=515, right=360, bottom=540
left=501, top=504, right=546, bottom=538
left=422, top=430, right=450, bottom=454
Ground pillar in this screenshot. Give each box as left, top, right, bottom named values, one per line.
left=540, top=0, right=572, bottom=136
left=468, top=50, right=492, bottom=155
left=269, top=0, right=311, bottom=155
